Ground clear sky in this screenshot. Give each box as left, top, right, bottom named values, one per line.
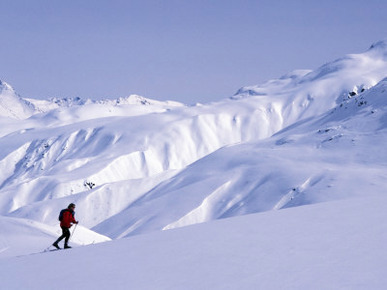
left=0, top=0, right=386, bottom=104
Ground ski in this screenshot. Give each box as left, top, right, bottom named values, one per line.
left=44, top=248, right=61, bottom=252
left=16, top=245, right=74, bottom=258
left=43, top=246, right=60, bottom=253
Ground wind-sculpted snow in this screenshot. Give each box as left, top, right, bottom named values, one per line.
left=0, top=105, right=280, bottom=227
left=94, top=77, right=387, bottom=238
left=1, top=40, right=387, bottom=252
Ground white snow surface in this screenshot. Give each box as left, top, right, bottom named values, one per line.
left=1, top=194, right=387, bottom=290
left=1, top=40, right=387, bottom=289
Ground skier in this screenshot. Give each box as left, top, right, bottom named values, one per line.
left=53, top=203, right=79, bottom=249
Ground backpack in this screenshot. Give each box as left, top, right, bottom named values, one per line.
left=58, top=209, right=67, bottom=221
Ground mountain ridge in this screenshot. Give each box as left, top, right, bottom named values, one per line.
left=1, top=39, right=387, bottom=249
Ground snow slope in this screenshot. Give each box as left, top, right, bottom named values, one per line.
left=0, top=215, right=110, bottom=258
left=0, top=39, right=387, bottom=264
left=1, top=194, right=386, bottom=290
left=94, top=77, right=387, bottom=237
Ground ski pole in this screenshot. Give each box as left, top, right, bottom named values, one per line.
left=69, top=223, right=78, bottom=243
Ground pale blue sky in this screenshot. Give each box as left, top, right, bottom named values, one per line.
left=0, top=0, right=386, bottom=104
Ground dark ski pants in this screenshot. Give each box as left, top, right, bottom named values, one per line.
left=54, top=226, right=71, bottom=246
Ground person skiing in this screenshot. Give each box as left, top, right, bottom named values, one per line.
left=53, top=203, right=78, bottom=249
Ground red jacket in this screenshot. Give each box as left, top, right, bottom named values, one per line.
left=60, top=209, right=77, bottom=228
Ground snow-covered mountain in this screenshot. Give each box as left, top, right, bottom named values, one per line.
left=0, top=80, right=35, bottom=119
left=92, top=75, right=387, bottom=238
left=0, top=40, right=387, bottom=288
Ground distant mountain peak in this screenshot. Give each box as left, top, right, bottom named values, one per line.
left=0, top=80, right=35, bottom=119
left=234, top=39, right=387, bottom=100
left=0, top=80, right=15, bottom=93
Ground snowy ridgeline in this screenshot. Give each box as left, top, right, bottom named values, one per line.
left=0, top=38, right=387, bottom=274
